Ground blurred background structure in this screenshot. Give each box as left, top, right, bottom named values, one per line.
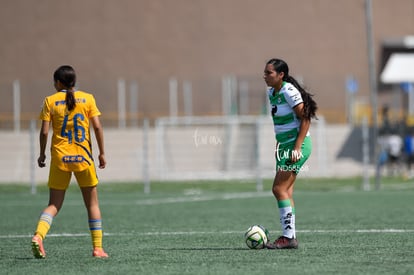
left=1, top=0, right=414, bottom=187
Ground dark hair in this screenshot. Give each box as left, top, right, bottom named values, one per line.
left=266, top=58, right=318, bottom=120
left=54, top=65, right=77, bottom=111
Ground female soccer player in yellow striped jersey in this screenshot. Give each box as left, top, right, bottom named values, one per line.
left=31, top=65, right=108, bottom=258
left=263, top=58, right=317, bottom=249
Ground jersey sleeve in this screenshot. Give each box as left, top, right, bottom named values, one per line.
left=285, top=85, right=303, bottom=108
left=39, top=97, right=51, bottom=121
left=88, top=94, right=101, bottom=118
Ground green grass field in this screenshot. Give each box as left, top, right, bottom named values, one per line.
left=1, top=177, right=414, bottom=275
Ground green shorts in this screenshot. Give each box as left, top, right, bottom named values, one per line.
left=275, top=136, right=312, bottom=174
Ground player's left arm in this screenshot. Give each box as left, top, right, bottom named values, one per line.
left=292, top=103, right=310, bottom=163
left=90, top=115, right=106, bottom=169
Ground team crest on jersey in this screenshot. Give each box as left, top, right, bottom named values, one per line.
left=271, top=105, right=277, bottom=116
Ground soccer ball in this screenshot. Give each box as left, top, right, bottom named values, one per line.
left=244, top=225, right=269, bottom=249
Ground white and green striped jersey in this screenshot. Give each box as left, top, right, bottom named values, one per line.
left=267, top=82, right=310, bottom=144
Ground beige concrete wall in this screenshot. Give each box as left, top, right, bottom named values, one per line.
left=0, top=119, right=366, bottom=184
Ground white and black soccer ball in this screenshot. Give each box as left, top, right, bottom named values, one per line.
left=244, top=225, right=269, bottom=249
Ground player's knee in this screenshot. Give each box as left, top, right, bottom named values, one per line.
left=272, top=184, right=284, bottom=199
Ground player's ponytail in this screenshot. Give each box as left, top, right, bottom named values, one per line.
left=53, top=65, right=77, bottom=111
left=65, top=90, right=76, bottom=111
left=267, top=58, right=318, bottom=120
left=283, top=75, right=317, bottom=120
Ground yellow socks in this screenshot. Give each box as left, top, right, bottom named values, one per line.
left=34, top=212, right=53, bottom=240
left=35, top=214, right=104, bottom=249
left=89, top=219, right=103, bottom=248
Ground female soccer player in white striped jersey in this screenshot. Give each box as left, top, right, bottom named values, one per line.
left=263, top=58, right=317, bottom=249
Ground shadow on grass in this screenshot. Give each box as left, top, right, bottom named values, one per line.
left=157, top=247, right=250, bottom=251
left=15, top=257, right=35, bottom=260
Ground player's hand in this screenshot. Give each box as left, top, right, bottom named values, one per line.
left=290, top=149, right=302, bottom=163
left=38, top=154, right=46, bottom=168
left=98, top=154, right=106, bottom=169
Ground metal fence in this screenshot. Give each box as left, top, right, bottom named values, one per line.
left=0, top=73, right=364, bottom=131
left=0, top=75, right=270, bottom=130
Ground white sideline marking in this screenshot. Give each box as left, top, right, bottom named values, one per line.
left=3, top=229, right=414, bottom=239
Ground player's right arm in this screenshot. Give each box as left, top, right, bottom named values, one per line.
left=38, top=120, right=49, bottom=167
left=38, top=97, right=51, bottom=168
